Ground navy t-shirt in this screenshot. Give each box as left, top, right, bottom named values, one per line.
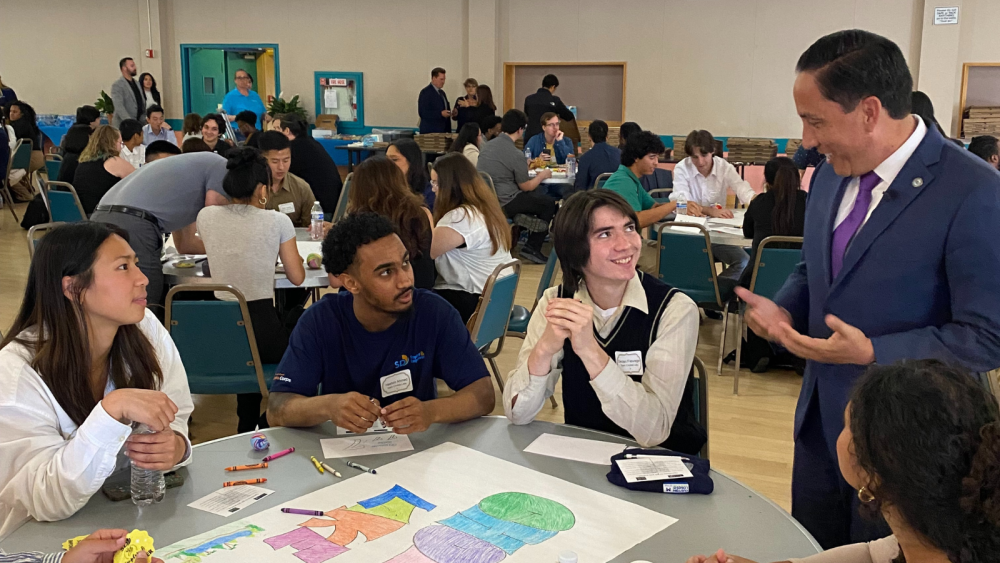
left=271, top=289, right=489, bottom=404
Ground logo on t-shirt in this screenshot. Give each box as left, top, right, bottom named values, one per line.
left=394, top=351, right=426, bottom=369
left=273, top=374, right=292, bottom=383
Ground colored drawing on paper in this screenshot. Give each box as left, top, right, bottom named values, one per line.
left=385, top=492, right=574, bottom=563
left=161, top=523, right=264, bottom=563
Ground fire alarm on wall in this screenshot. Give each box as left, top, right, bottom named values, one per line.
left=145, top=49, right=154, bottom=58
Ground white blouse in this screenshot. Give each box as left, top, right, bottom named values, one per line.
left=0, top=309, right=193, bottom=540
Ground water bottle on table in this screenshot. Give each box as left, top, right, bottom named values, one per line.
left=676, top=197, right=687, bottom=216
left=524, top=147, right=532, bottom=165
left=310, top=201, right=324, bottom=241
left=565, top=154, right=576, bottom=177
left=130, top=423, right=165, bottom=506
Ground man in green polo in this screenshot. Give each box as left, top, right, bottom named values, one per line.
left=602, top=130, right=676, bottom=271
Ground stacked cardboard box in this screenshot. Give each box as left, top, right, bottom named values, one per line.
left=963, top=107, right=1000, bottom=137
left=785, top=138, right=802, bottom=156
left=726, top=137, right=778, bottom=165
left=414, top=133, right=456, bottom=152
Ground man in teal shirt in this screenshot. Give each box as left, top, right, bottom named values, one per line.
left=222, top=70, right=267, bottom=129
left=603, top=130, right=677, bottom=272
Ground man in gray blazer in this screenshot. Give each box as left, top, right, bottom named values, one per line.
left=110, top=57, right=145, bottom=128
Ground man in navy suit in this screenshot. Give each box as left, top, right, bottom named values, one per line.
left=417, top=67, right=452, bottom=134
left=737, top=30, right=1000, bottom=549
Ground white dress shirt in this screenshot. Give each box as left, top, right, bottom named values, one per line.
left=670, top=155, right=755, bottom=206
left=503, top=273, right=699, bottom=447
left=833, top=115, right=926, bottom=231
left=0, top=309, right=193, bottom=539
left=120, top=144, right=145, bottom=169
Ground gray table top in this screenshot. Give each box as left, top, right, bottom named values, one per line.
left=1, top=417, right=820, bottom=562
left=163, top=229, right=329, bottom=289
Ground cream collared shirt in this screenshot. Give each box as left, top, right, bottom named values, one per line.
left=670, top=155, right=755, bottom=207
left=503, top=273, right=699, bottom=447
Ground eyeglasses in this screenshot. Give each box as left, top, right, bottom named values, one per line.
left=544, top=122, right=560, bottom=128
left=235, top=75, right=250, bottom=81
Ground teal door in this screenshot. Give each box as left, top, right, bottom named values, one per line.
left=188, top=49, right=226, bottom=116
left=225, top=53, right=258, bottom=94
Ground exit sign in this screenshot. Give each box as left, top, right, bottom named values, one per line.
left=328, top=78, right=348, bottom=86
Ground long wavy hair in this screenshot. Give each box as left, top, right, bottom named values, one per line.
left=432, top=153, right=510, bottom=254
left=850, top=360, right=1000, bottom=563
left=348, top=155, right=431, bottom=259
left=763, top=156, right=801, bottom=236
left=138, top=72, right=161, bottom=106
left=1, top=222, right=164, bottom=427
left=79, top=125, right=121, bottom=162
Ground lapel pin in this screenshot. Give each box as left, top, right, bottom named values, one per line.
left=912, top=177, right=923, bottom=188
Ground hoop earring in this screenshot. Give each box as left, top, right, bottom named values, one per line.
left=857, top=486, right=875, bottom=503
left=259, top=196, right=268, bottom=205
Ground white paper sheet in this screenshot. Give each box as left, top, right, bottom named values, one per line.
left=188, top=485, right=275, bottom=517
left=710, top=226, right=747, bottom=237
left=324, top=88, right=339, bottom=109
left=337, top=418, right=393, bottom=435
left=706, top=210, right=745, bottom=227
left=159, top=443, right=675, bottom=563
left=321, top=433, right=414, bottom=458
left=671, top=215, right=708, bottom=226
left=615, top=457, right=693, bottom=483
left=523, top=433, right=626, bottom=465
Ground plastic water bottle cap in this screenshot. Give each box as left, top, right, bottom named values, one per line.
left=558, top=551, right=578, bottom=563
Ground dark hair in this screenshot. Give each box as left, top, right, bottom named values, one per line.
left=480, top=115, right=502, bottom=135
left=234, top=110, right=258, bottom=127
left=234, top=69, right=253, bottom=85
left=257, top=130, right=291, bottom=153
left=276, top=113, right=306, bottom=138
left=202, top=113, right=226, bottom=133
left=476, top=84, right=496, bottom=112
left=684, top=130, right=715, bottom=157
left=118, top=119, right=143, bottom=142
left=450, top=123, right=481, bottom=153
left=322, top=212, right=398, bottom=275
left=10, top=100, right=38, bottom=132
left=849, top=360, right=1000, bottom=562
left=145, top=140, right=181, bottom=161
left=390, top=138, right=429, bottom=196
left=76, top=105, right=100, bottom=125
left=0, top=222, right=164, bottom=427
left=542, top=74, right=559, bottom=89
left=182, top=113, right=202, bottom=135
left=911, top=91, right=948, bottom=137
left=431, top=67, right=446, bottom=78
left=763, top=157, right=801, bottom=236
left=348, top=155, right=431, bottom=260
left=144, top=104, right=164, bottom=120
left=118, top=57, right=133, bottom=70
left=554, top=190, right=639, bottom=295
left=182, top=137, right=211, bottom=153
left=796, top=29, right=912, bottom=120
left=501, top=109, right=528, bottom=135
left=969, top=135, right=1000, bottom=163
left=588, top=120, right=609, bottom=144
left=621, top=130, right=665, bottom=167
left=222, top=147, right=270, bottom=200
left=619, top=122, right=641, bottom=147
left=137, top=72, right=160, bottom=105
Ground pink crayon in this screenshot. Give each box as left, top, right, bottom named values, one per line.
left=262, top=447, right=295, bottom=462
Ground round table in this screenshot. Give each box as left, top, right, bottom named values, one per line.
left=162, top=229, right=329, bottom=289
left=1, top=418, right=820, bottom=561
left=656, top=210, right=753, bottom=247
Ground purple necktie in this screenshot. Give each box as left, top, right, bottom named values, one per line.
left=831, top=171, right=881, bottom=279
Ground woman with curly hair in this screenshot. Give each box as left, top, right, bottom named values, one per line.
left=689, top=359, right=1000, bottom=563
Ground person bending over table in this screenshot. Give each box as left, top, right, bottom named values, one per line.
left=144, top=140, right=181, bottom=164
left=687, top=360, right=1000, bottom=563
left=266, top=213, right=495, bottom=434
left=1, top=528, right=163, bottom=563
left=503, top=190, right=706, bottom=454
left=602, top=130, right=677, bottom=273
left=0, top=222, right=193, bottom=540
left=524, top=112, right=575, bottom=165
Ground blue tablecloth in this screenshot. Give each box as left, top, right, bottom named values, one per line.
left=316, top=138, right=363, bottom=166
left=39, top=125, right=70, bottom=146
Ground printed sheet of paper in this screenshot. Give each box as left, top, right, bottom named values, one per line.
left=523, top=433, right=626, bottom=465
left=159, top=443, right=676, bottom=563
left=321, top=433, right=414, bottom=458
left=188, top=485, right=275, bottom=517
left=615, top=456, right=693, bottom=483
left=671, top=214, right=708, bottom=226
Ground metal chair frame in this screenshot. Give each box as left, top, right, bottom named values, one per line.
left=26, top=221, right=65, bottom=258
left=467, top=260, right=522, bottom=392
left=40, top=180, right=87, bottom=222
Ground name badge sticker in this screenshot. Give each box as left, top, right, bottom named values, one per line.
left=278, top=202, right=296, bottom=214
left=615, top=351, right=644, bottom=375
left=381, top=369, right=414, bottom=397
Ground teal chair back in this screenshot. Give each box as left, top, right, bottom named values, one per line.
left=655, top=223, right=721, bottom=306
left=748, top=236, right=803, bottom=300
left=534, top=249, right=559, bottom=305
left=10, top=140, right=32, bottom=171
left=45, top=156, right=62, bottom=180
left=333, top=172, right=352, bottom=222
left=26, top=221, right=65, bottom=259
left=507, top=250, right=558, bottom=337
left=470, top=261, right=522, bottom=350
left=42, top=181, right=87, bottom=222
left=165, top=285, right=272, bottom=396
left=593, top=172, right=612, bottom=190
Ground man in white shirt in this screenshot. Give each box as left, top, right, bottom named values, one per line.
left=118, top=119, right=145, bottom=169
left=503, top=189, right=706, bottom=454
left=671, top=130, right=756, bottom=288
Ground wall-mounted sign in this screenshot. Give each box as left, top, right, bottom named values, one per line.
left=934, top=6, right=959, bottom=25
left=328, top=78, right=348, bottom=87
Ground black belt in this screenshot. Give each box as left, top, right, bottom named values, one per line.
left=93, top=205, right=159, bottom=226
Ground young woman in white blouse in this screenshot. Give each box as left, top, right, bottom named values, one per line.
left=0, top=222, right=193, bottom=540
left=429, top=153, right=512, bottom=323
left=688, top=360, right=1000, bottom=563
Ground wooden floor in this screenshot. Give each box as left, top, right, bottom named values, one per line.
left=0, top=202, right=800, bottom=511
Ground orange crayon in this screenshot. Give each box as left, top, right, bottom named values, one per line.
left=225, top=462, right=268, bottom=472
left=223, top=478, right=267, bottom=487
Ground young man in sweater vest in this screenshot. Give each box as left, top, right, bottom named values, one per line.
left=503, top=190, right=706, bottom=454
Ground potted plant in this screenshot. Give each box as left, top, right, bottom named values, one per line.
left=267, top=92, right=308, bottom=124
left=94, top=90, right=114, bottom=124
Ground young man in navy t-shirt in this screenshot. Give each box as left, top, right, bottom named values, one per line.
left=267, top=213, right=495, bottom=434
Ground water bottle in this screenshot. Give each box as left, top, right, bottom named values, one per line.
left=524, top=147, right=532, bottom=164
left=310, top=201, right=324, bottom=241
left=566, top=154, right=577, bottom=177
left=676, top=197, right=687, bottom=216
left=130, top=423, right=165, bottom=506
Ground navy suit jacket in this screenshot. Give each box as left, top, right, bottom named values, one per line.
left=774, top=123, right=1000, bottom=455
left=418, top=83, right=451, bottom=133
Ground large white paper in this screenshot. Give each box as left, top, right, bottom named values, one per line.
left=188, top=485, right=275, bottom=517
left=160, top=443, right=675, bottom=563
left=615, top=457, right=693, bottom=483
left=523, top=433, right=625, bottom=465
left=706, top=211, right=745, bottom=228
left=671, top=214, right=708, bottom=226
left=321, top=433, right=414, bottom=458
